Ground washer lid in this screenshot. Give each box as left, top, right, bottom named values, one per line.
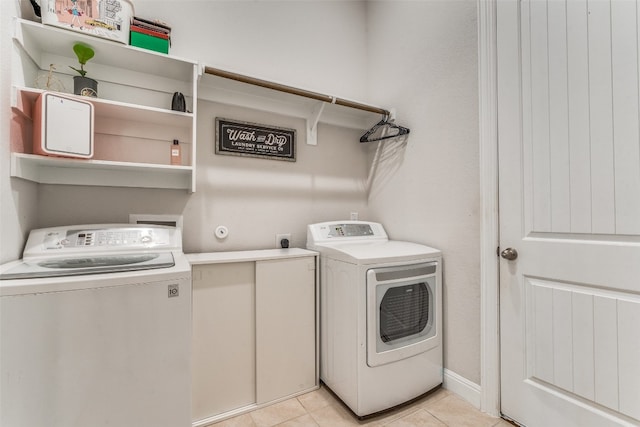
left=313, top=240, right=441, bottom=264
left=0, top=252, right=175, bottom=280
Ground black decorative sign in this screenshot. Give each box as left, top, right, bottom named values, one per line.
left=215, top=118, right=296, bottom=162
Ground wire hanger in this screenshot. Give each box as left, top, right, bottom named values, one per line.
left=360, top=114, right=410, bottom=143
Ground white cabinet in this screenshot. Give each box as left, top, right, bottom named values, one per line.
left=189, top=250, right=318, bottom=426
left=256, top=258, right=317, bottom=404
left=10, top=18, right=199, bottom=192
left=192, top=262, right=256, bottom=419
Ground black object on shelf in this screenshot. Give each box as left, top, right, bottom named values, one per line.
left=29, top=0, right=41, bottom=17
left=171, top=92, right=186, bottom=112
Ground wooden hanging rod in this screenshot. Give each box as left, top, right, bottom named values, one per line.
left=204, top=66, right=390, bottom=116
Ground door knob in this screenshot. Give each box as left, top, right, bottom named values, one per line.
left=500, top=247, right=518, bottom=261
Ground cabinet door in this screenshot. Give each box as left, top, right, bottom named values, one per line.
left=192, top=263, right=256, bottom=421
left=256, top=257, right=317, bottom=404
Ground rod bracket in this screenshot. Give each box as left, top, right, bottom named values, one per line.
left=306, top=101, right=326, bottom=146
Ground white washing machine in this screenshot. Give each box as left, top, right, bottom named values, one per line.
left=307, top=221, right=442, bottom=418
left=0, top=224, right=192, bottom=427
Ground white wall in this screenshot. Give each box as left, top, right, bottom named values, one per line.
left=365, top=1, right=481, bottom=385
left=37, top=102, right=371, bottom=252
left=2, top=0, right=481, bottom=389
left=0, top=1, right=39, bottom=263
left=135, top=0, right=369, bottom=101
left=31, top=0, right=372, bottom=252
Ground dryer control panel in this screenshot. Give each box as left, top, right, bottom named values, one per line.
left=328, top=223, right=374, bottom=237
left=307, top=221, right=388, bottom=246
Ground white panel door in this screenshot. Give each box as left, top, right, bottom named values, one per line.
left=498, top=1, right=640, bottom=426
left=256, top=257, right=317, bottom=404
left=191, top=263, right=256, bottom=422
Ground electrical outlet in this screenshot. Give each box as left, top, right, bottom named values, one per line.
left=275, top=233, right=291, bottom=248
left=350, top=212, right=359, bottom=220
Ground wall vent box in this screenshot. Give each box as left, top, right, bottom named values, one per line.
left=33, top=92, right=94, bottom=159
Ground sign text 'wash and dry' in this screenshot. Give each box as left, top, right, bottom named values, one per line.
left=215, top=118, right=296, bottom=161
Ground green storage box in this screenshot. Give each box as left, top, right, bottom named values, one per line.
left=130, top=31, right=169, bottom=54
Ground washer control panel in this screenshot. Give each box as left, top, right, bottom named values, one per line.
left=46, top=228, right=163, bottom=249
left=23, top=224, right=180, bottom=257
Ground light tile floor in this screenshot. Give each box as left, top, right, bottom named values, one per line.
left=211, top=385, right=513, bottom=427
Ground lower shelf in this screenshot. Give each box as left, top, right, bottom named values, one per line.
left=11, top=153, right=195, bottom=192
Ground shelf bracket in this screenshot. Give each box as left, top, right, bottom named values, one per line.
left=306, top=101, right=327, bottom=146
left=197, top=62, right=205, bottom=80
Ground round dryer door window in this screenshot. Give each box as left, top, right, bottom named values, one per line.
left=366, top=262, right=440, bottom=367
left=379, top=282, right=431, bottom=343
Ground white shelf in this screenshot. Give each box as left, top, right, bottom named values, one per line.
left=11, top=153, right=193, bottom=191
left=9, top=18, right=389, bottom=190
left=13, top=86, right=194, bottom=127
left=186, top=249, right=318, bottom=265
left=199, top=70, right=383, bottom=131
left=10, top=18, right=199, bottom=193
left=14, top=18, right=197, bottom=82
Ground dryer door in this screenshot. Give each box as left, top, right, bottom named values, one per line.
left=366, top=262, right=440, bottom=367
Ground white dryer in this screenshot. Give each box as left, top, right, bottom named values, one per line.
left=0, top=224, right=192, bottom=427
left=307, top=221, right=442, bottom=418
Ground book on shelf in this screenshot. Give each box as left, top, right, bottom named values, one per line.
left=130, top=25, right=170, bottom=40
left=132, top=17, right=171, bottom=35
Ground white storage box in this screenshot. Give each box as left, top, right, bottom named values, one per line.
left=33, top=92, right=94, bottom=159
left=41, top=0, right=134, bottom=45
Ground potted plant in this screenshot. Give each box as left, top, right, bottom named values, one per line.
left=70, top=43, right=98, bottom=97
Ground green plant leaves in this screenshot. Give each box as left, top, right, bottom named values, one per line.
left=70, top=43, right=95, bottom=77
left=72, top=43, right=95, bottom=65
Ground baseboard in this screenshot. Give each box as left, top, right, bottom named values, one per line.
left=443, top=369, right=482, bottom=409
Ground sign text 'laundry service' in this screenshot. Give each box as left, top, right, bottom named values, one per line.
left=215, top=118, right=296, bottom=161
